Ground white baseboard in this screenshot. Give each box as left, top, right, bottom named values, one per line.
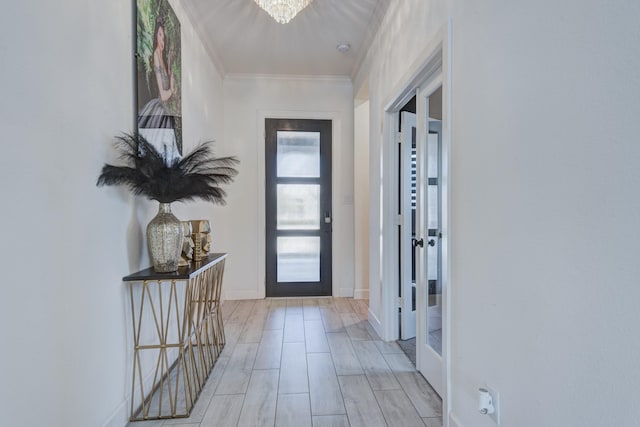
left=353, top=288, right=369, bottom=299
left=449, top=411, right=462, bottom=427
left=334, top=287, right=354, bottom=298
left=224, top=288, right=358, bottom=300
left=104, top=348, right=182, bottom=427
left=102, top=399, right=128, bottom=427
left=224, top=289, right=264, bottom=300
left=368, top=307, right=383, bottom=338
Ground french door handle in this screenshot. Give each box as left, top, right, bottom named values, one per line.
left=412, top=238, right=424, bottom=248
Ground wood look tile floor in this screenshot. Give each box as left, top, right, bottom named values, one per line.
left=127, top=298, right=442, bottom=427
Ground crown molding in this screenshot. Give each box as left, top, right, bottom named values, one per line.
left=224, top=73, right=353, bottom=85
left=351, top=0, right=392, bottom=81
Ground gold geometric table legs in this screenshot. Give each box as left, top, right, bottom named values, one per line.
left=126, top=259, right=225, bottom=421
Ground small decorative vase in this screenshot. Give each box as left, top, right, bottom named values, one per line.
left=147, top=203, right=184, bottom=272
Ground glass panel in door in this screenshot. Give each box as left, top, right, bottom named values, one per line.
left=416, top=83, right=445, bottom=397
left=277, top=184, right=320, bottom=230
left=277, top=236, right=321, bottom=282
left=426, top=124, right=442, bottom=356
left=277, top=131, right=320, bottom=178
left=400, top=111, right=417, bottom=340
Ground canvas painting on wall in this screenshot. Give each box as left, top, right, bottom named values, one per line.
left=136, top=0, right=182, bottom=160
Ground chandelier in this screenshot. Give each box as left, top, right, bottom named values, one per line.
left=254, top=0, right=313, bottom=24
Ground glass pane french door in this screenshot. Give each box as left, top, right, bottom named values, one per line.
left=265, top=119, right=332, bottom=297
left=400, top=111, right=417, bottom=340
left=416, top=84, right=445, bottom=397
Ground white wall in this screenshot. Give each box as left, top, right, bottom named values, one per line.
left=222, top=75, right=355, bottom=299
left=354, top=0, right=449, bottom=341
left=354, top=99, right=370, bottom=299
left=0, top=1, right=225, bottom=426
left=449, top=1, right=640, bottom=426
left=357, top=0, right=640, bottom=426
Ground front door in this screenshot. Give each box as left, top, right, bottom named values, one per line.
left=265, top=119, right=332, bottom=297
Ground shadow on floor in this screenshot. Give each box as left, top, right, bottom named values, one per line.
left=397, top=337, right=416, bottom=366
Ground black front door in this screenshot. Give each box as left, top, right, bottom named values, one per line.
left=265, top=118, right=332, bottom=297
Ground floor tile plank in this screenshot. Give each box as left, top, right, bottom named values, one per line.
left=341, top=313, right=373, bottom=341
left=350, top=299, right=369, bottom=318
left=200, top=394, right=244, bottom=427
left=303, top=299, right=322, bottom=320
left=219, top=321, right=244, bottom=358
left=237, top=313, right=267, bottom=344
left=352, top=341, right=401, bottom=391
left=333, top=298, right=355, bottom=313
left=162, top=356, right=229, bottom=424
left=423, top=416, right=443, bottom=427
left=276, top=393, right=313, bottom=427
left=254, top=328, right=283, bottom=370
left=227, top=300, right=256, bottom=324
left=375, top=340, right=404, bottom=355
left=221, top=300, right=239, bottom=321
left=305, top=319, right=330, bottom=353
left=382, top=352, right=415, bottom=373
left=279, top=342, right=309, bottom=394
left=364, top=321, right=382, bottom=340
left=283, top=313, right=305, bottom=343
left=338, top=375, right=387, bottom=427
left=320, top=306, right=345, bottom=333
left=286, top=299, right=304, bottom=316
left=252, top=298, right=271, bottom=315
left=394, top=372, right=442, bottom=417
left=327, top=332, right=363, bottom=376
left=271, top=299, right=288, bottom=308
left=237, top=369, right=279, bottom=427
left=215, top=343, right=258, bottom=395
left=312, top=415, right=350, bottom=427
left=162, top=424, right=200, bottom=427
left=307, top=353, right=346, bottom=416
left=374, top=389, right=426, bottom=427
left=265, top=304, right=286, bottom=330
left=125, top=419, right=165, bottom=427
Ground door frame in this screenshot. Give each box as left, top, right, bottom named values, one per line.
left=379, top=20, right=452, bottom=424
left=256, top=110, right=343, bottom=299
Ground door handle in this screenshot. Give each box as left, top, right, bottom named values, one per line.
left=324, top=212, right=331, bottom=224
left=413, top=238, right=435, bottom=248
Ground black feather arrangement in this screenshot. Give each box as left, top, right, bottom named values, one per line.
left=97, top=133, right=239, bottom=204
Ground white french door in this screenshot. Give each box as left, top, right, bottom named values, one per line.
left=415, top=81, right=445, bottom=396
left=400, top=111, right=417, bottom=340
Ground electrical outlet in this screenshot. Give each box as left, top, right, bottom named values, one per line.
left=485, top=386, right=500, bottom=425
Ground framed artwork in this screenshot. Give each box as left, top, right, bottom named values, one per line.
left=136, top=0, right=182, bottom=161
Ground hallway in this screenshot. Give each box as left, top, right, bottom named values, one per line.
left=128, top=298, right=442, bottom=427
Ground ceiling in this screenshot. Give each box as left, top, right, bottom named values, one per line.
left=182, top=0, right=390, bottom=78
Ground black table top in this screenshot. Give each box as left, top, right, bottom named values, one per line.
left=123, top=253, right=227, bottom=282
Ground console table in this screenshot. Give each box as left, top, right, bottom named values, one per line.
left=123, top=253, right=227, bottom=421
